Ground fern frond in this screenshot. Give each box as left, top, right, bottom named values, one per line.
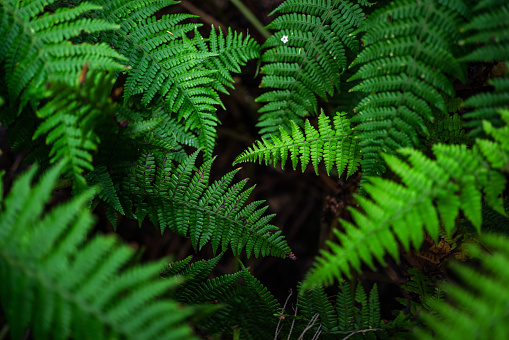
left=121, top=151, right=291, bottom=258
left=32, top=70, right=117, bottom=191
left=165, top=256, right=279, bottom=339
left=234, top=111, right=361, bottom=177
left=0, top=163, right=196, bottom=340
left=256, top=0, right=365, bottom=137
left=0, top=0, right=125, bottom=107
left=90, top=1, right=259, bottom=158
left=349, top=0, right=467, bottom=180
left=86, top=165, right=124, bottom=215
left=419, top=233, right=509, bottom=339
left=302, top=144, right=505, bottom=289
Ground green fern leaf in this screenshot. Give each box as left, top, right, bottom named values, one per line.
left=349, top=0, right=467, bottom=181
left=89, top=1, right=259, bottom=158
left=0, top=0, right=125, bottom=108
left=86, top=166, right=124, bottom=215
left=0, top=163, right=196, bottom=340
left=302, top=144, right=505, bottom=289
left=256, top=0, right=365, bottom=137
left=121, top=150, right=292, bottom=258
left=234, top=111, right=361, bottom=177
left=32, top=71, right=117, bottom=191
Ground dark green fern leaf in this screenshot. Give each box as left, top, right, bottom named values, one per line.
left=419, top=233, right=509, bottom=339
left=256, top=0, right=365, bottom=137
left=302, top=144, right=505, bottom=288
left=234, top=111, right=361, bottom=177
left=463, top=76, right=509, bottom=137
left=165, top=256, right=279, bottom=340
left=32, top=70, right=117, bottom=191
left=86, top=165, right=124, bottom=216
left=477, top=109, right=509, bottom=171
left=0, top=0, right=125, bottom=108
left=0, top=163, right=196, bottom=340
left=349, top=0, right=467, bottom=180
left=298, top=283, right=338, bottom=333
left=121, top=150, right=291, bottom=258
left=89, top=0, right=260, bottom=158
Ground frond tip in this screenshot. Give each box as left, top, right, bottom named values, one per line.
left=0, top=163, right=196, bottom=340
left=234, top=111, right=361, bottom=177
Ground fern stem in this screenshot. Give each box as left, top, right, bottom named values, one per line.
left=229, top=0, right=271, bottom=39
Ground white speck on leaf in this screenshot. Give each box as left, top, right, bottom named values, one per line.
left=281, top=35, right=289, bottom=44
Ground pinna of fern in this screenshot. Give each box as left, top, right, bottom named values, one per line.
left=255, top=0, right=366, bottom=137
left=302, top=142, right=506, bottom=289
left=234, top=111, right=361, bottom=177
left=0, top=162, right=197, bottom=340
left=348, top=0, right=467, bottom=180
left=120, top=150, right=292, bottom=258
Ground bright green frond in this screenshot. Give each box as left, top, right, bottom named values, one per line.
left=302, top=144, right=505, bottom=289
left=121, top=151, right=292, bottom=258
left=234, top=111, right=361, bottom=177
left=256, top=0, right=365, bottom=137
left=349, top=0, right=466, bottom=182
left=0, top=164, right=196, bottom=340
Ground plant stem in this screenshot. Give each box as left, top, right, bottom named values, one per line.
left=229, top=0, right=271, bottom=39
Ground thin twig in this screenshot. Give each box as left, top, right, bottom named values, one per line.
left=298, top=313, right=320, bottom=340
left=229, top=0, right=271, bottom=39
left=287, top=299, right=299, bottom=340
left=274, top=289, right=293, bottom=339
left=311, top=327, right=322, bottom=340
left=342, top=328, right=384, bottom=340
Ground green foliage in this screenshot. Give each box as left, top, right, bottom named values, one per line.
left=120, top=150, right=291, bottom=258
left=87, top=0, right=261, bottom=157
left=302, top=143, right=506, bottom=288
left=419, top=234, right=509, bottom=339
left=0, top=163, right=196, bottom=340
left=0, top=0, right=125, bottom=109
left=234, top=111, right=361, bottom=177
left=349, top=0, right=467, bottom=179
left=276, top=281, right=405, bottom=339
left=256, top=0, right=366, bottom=137
left=163, top=255, right=280, bottom=339
left=2, top=0, right=509, bottom=338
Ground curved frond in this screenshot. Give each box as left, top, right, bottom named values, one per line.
left=0, top=0, right=125, bottom=108
left=90, top=0, right=260, bottom=158
left=256, top=0, right=365, bottom=137
left=349, top=0, right=467, bottom=180
left=234, top=111, right=361, bottom=177
left=302, top=144, right=505, bottom=289
left=121, top=150, right=292, bottom=258
left=0, top=163, right=196, bottom=340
